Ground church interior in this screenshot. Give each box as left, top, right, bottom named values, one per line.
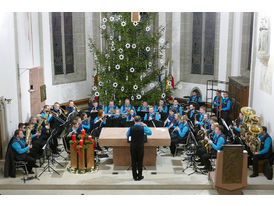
left=1, top=1, right=274, bottom=198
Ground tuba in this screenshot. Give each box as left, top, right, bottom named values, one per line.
left=241, top=107, right=256, bottom=124
left=25, top=123, right=35, bottom=153
left=247, top=124, right=263, bottom=153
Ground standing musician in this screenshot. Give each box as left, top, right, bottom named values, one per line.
left=164, top=108, right=175, bottom=128
left=187, top=90, right=201, bottom=105
left=40, top=105, right=53, bottom=123
left=126, top=116, right=152, bottom=181
left=187, top=103, right=198, bottom=124
left=169, top=99, right=183, bottom=116
left=221, top=91, right=232, bottom=124
left=88, top=100, right=103, bottom=113
left=169, top=115, right=189, bottom=156
left=250, top=126, right=273, bottom=178
left=104, top=100, right=118, bottom=118
left=121, top=98, right=136, bottom=115
left=126, top=109, right=136, bottom=122
left=212, top=90, right=223, bottom=119
left=66, top=100, right=76, bottom=114
left=11, top=130, right=38, bottom=174
left=144, top=106, right=160, bottom=121
left=200, top=125, right=226, bottom=171
left=137, top=101, right=149, bottom=112
left=154, top=99, right=168, bottom=114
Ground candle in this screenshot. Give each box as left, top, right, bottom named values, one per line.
left=88, top=135, right=92, bottom=142
left=79, top=139, right=84, bottom=147
left=81, top=129, right=85, bottom=136
left=72, top=134, right=76, bottom=142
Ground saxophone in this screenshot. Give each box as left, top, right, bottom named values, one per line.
left=25, top=123, right=35, bottom=153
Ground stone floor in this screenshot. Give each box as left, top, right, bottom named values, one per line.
left=0, top=146, right=274, bottom=195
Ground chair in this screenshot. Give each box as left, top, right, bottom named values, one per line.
left=174, top=133, right=191, bottom=156
left=14, top=160, right=29, bottom=182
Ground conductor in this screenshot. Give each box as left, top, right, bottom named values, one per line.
left=126, top=116, right=152, bottom=181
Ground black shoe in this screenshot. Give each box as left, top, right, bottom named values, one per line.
left=133, top=177, right=138, bottom=181
left=137, top=176, right=144, bottom=181
left=249, top=173, right=258, bottom=178
left=28, top=170, right=35, bottom=174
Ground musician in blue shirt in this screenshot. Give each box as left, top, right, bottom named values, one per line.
left=169, top=99, right=183, bottom=116
left=195, top=106, right=206, bottom=127
left=88, top=100, right=103, bottom=113
left=66, top=100, right=76, bottom=114
left=137, top=101, right=149, bottom=112
left=221, top=91, right=232, bottom=124
left=170, top=115, right=189, bottom=156
left=233, top=112, right=244, bottom=133
left=80, top=113, right=91, bottom=132
left=121, top=98, right=136, bottom=115
left=40, top=105, right=53, bottom=123
left=164, top=109, right=175, bottom=127
left=168, top=113, right=181, bottom=134
left=250, top=126, right=273, bottom=177
left=212, top=90, right=223, bottom=118
left=144, top=106, right=159, bottom=121
left=104, top=100, right=117, bottom=117
left=126, top=109, right=136, bottom=122
left=154, top=99, right=168, bottom=113
left=187, top=90, right=201, bottom=104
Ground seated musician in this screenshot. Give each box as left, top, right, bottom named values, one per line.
left=194, top=106, right=207, bottom=132
left=40, top=105, right=53, bottom=123
left=169, top=115, right=189, bottom=156
left=233, top=112, right=244, bottom=134
left=137, top=101, right=149, bottom=112
left=80, top=113, right=90, bottom=132
left=207, top=116, right=218, bottom=134
left=104, top=100, right=118, bottom=118
left=94, top=110, right=106, bottom=126
left=88, top=100, right=103, bottom=113
left=212, top=90, right=223, bottom=118
left=169, top=99, right=183, bottom=116
left=250, top=126, right=273, bottom=178
left=66, top=120, right=82, bottom=148
left=221, top=91, right=232, bottom=124
left=121, top=98, right=136, bottom=115
left=144, top=106, right=160, bottom=121
left=187, top=103, right=198, bottom=124
left=38, top=122, right=51, bottom=146
left=168, top=113, right=181, bottom=134
left=187, top=90, right=201, bottom=105
left=164, top=108, right=175, bottom=127
left=154, top=99, right=168, bottom=114
left=200, top=125, right=226, bottom=171
left=113, top=109, right=122, bottom=119
left=11, top=130, right=38, bottom=174
left=196, top=113, right=211, bottom=141
left=66, top=100, right=76, bottom=114
left=126, top=109, right=136, bottom=122
left=50, top=102, right=65, bottom=129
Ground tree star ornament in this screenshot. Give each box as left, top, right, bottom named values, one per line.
left=95, top=92, right=100, bottom=97
left=110, top=36, right=113, bottom=40
left=118, top=48, right=123, bottom=53
left=101, top=24, right=106, bottom=30
left=102, top=18, right=107, bottom=23
left=133, top=22, right=138, bottom=26
left=148, top=62, right=152, bottom=67
left=115, top=64, right=120, bottom=70
left=133, top=84, right=138, bottom=90
left=92, top=86, right=97, bottom=91
left=125, top=43, right=130, bottom=49
left=98, top=81, right=103, bottom=86
left=161, top=93, right=166, bottom=98
left=113, top=82, right=118, bottom=88
left=141, top=90, right=144, bottom=95
left=119, top=54, right=124, bottom=60
left=121, top=21, right=126, bottom=27
left=136, top=94, right=142, bottom=100
left=167, top=81, right=172, bottom=86
left=121, top=86, right=124, bottom=92
left=130, top=67, right=135, bottom=73
left=109, top=16, right=115, bottom=22
left=105, top=53, right=110, bottom=59
left=132, top=44, right=136, bottom=49
left=146, top=47, right=151, bottom=52
left=111, top=46, right=115, bottom=51
left=146, top=26, right=151, bottom=32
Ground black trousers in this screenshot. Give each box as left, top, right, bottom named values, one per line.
left=170, top=134, right=186, bottom=155
left=221, top=111, right=230, bottom=124
left=15, top=154, right=36, bottom=172
left=130, top=145, right=144, bottom=180
left=252, top=153, right=271, bottom=174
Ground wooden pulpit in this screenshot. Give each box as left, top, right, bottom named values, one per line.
left=209, top=145, right=248, bottom=195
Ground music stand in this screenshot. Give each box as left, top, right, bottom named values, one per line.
left=137, top=111, right=149, bottom=120
left=89, top=112, right=98, bottom=120
left=159, top=112, right=168, bottom=121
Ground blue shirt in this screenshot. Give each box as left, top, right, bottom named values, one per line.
left=88, top=105, right=103, bottom=113
left=12, top=137, right=29, bottom=154
left=197, top=113, right=205, bottom=126
left=126, top=114, right=136, bottom=122
left=222, top=97, right=231, bottom=111
left=121, top=105, right=136, bottom=115
left=188, top=95, right=201, bottom=103
left=235, top=119, right=243, bottom=133
left=40, top=110, right=52, bottom=122
left=210, top=134, right=225, bottom=151
left=137, top=106, right=149, bottom=112
left=258, top=134, right=272, bottom=155
left=144, top=113, right=160, bottom=121
left=169, top=105, right=183, bottom=116
left=154, top=105, right=168, bottom=113
left=66, top=106, right=75, bottom=114
left=104, top=105, right=117, bottom=116
left=178, top=123, right=189, bottom=138
left=94, top=117, right=106, bottom=125
left=165, top=114, right=175, bottom=128
left=81, top=120, right=90, bottom=130
left=126, top=124, right=152, bottom=137
left=212, top=96, right=223, bottom=107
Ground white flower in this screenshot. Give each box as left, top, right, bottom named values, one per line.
left=125, top=43, right=130, bottom=49
left=150, top=83, right=155, bottom=88
left=131, top=96, right=134, bottom=101
left=160, top=59, right=164, bottom=64
left=132, top=44, right=136, bottom=49
left=133, top=22, right=138, bottom=26
left=167, top=81, right=171, bottom=86
left=101, top=24, right=106, bottom=30
left=136, top=94, right=142, bottom=100
left=105, top=53, right=110, bottom=59
left=130, top=67, right=135, bottom=73
left=115, top=64, right=120, bottom=70
left=111, top=46, right=115, bottom=51
left=121, top=86, right=124, bottom=92
left=102, top=18, right=107, bottom=23
left=109, top=16, right=114, bottom=22
left=113, top=82, right=118, bottom=88
left=146, top=26, right=150, bottom=32
left=161, top=93, right=166, bottom=98
left=148, top=62, right=152, bottom=67
left=133, top=84, right=138, bottom=90
left=121, top=21, right=126, bottom=27
left=119, top=54, right=124, bottom=60
left=110, top=36, right=113, bottom=40
left=141, top=90, right=144, bottom=95
left=98, top=81, right=103, bottom=86
left=118, top=35, right=121, bottom=41
left=108, top=66, right=111, bottom=71
left=95, top=92, right=100, bottom=97
left=111, top=41, right=115, bottom=46
left=160, top=38, right=165, bottom=44
left=146, top=47, right=150, bottom=52
left=92, top=86, right=97, bottom=91
left=147, top=67, right=151, bottom=71
left=143, top=73, right=146, bottom=77
left=118, top=48, right=123, bottom=53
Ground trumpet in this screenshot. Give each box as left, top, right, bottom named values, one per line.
left=74, top=104, right=80, bottom=112
left=60, top=107, right=69, bottom=118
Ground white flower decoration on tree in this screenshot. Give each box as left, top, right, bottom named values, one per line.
left=105, top=90, right=107, bottom=95
left=131, top=96, right=134, bottom=101
left=102, top=18, right=107, bottom=23
left=115, top=64, right=120, bottom=70
left=132, top=44, right=136, bottom=49
left=141, top=90, right=144, bottom=95
left=108, top=66, right=111, bottom=71
left=111, top=46, right=115, bottom=51
left=125, top=43, right=130, bottom=49
left=110, top=36, right=113, bottom=40
left=147, top=67, right=151, bottom=72
left=101, top=25, right=106, bottom=30
left=119, top=54, right=124, bottom=60
left=105, top=53, right=110, bottom=59
left=94, top=55, right=98, bottom=60
left=140, top=75, right=142, bottom=81
left=130, top=67, right=135, bottom=73
left=161, top=93, right=166, bottom=98
left=95, top=92, right=100, bottom=97
left=98, top=81, right=103, bottom=86
left=136, top=94, right=142, bottom=100
left=143, top=73, right=146, bottom=77
left=111, top=41, right=115, bottom=46
left=167, top=81, right=172, bottom=86
left=92, top=86, right=97, bottom=91
left=119, top=35, right=121, bottom=41
left=133, top=22, right=138, bottom=26
left=146, top=26, right=151, bottom=32
left=133, top=84, right=138, bottom=90
left=160, top=59, right=164, bottom=64
left=118, top=48, right=123, bottom=53
left=113, top=82, right=118, bottom=88
left=126, top=75, right=128, bottom=81
left=146, top=47, right=151, bottom=52
left=160, top=38, right=165, bottom=44
left=148, top=62, right=152, bottom=67
left=109, top=16, right=114, bottom=22
left=150, top=83, right=155, bottom=88
left=121, top=86, right=124, bottom=92
left=121, top=21, right=126, bottom=27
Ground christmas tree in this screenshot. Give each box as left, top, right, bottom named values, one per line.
left=89, top=12, right=175, bottom=107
